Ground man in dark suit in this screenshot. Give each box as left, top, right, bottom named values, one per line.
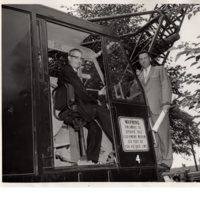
left=57, top=48, right=114, bottom=163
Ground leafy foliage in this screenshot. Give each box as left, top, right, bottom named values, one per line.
left=186, top=4, right=200, bottom=19
left=167, top=63, right=200, bottom=156
left=170, top=106, right=200, bottom=155
left=166, top=6, right=200, bottom=155
left=168, top=37, right=200, bottom=112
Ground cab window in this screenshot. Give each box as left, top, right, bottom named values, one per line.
left=47, top=22, right=113, bottom=167
left=103, top=38, right=145, bottom=104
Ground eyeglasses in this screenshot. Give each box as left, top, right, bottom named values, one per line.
left=69, top=54, right=84, bottom=62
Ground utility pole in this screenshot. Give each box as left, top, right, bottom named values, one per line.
left=187, top=124, right=199, bottom=171
left=190, top=142, right=199, bottom=171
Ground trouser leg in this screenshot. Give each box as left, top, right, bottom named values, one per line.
left=95, top=105, right=114, bottom=145
left=85, top=120, right=102, bottom=163
left=152, top=114, right=173, bottom=168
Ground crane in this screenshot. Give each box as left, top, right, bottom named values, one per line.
left=87, top=4, right=189, bottom=68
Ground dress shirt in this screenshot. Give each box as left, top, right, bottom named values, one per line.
left=143, top=65, right=151, bottom=83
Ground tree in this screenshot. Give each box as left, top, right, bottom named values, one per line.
left=166, top=6, right=200, bottom=160
left=170, top=106, right=200, bottom=155
left=168, top=39, right=200, bottom=113
left=166, top=61, right=200, bottom=158
left=169, top=105, right=200, bottom=170
left=167, top=4, right=200, bottom=113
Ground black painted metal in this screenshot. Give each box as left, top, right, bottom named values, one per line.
left=88, top=10, right=161, bottom=22
left=2, top=4, right=163, bottom=182
left=3, top=4, right=118, bottom=40
left=42, top=166, right=158, bottom=182
left=2, top=8, right=35, bottom=176
left=36, top=19, right=54, bottom=169
left=111, top=102, right=156, bottom=167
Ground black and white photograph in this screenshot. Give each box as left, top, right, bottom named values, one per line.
left=1, top=0, right=200, bottom=189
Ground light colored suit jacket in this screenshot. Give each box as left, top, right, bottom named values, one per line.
left=139, top=65, right=172, bottom=115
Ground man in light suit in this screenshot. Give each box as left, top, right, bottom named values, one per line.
left=136, top=51, right=173, bottom=170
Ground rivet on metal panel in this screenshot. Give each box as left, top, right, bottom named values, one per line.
left=136, top=154, right=141, bottom=164
left=7, top=106, right=14, bottom=114
left=107, top=170, right=112, bottom=182
left=78, top=172, right=82, bottom=182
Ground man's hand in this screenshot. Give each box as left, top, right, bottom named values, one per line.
left=98, top=86, right=106, bottom=96
left=163, top=105, right=171, bottom=113
left=97, top=100, right=102, bottom=106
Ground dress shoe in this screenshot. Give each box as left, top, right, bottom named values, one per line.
left=158, top=163, right=170, bottom=172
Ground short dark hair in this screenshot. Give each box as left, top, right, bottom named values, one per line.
left=138, top=50, right=151, bottom=57
left=69, top=48, right=82, bottom=55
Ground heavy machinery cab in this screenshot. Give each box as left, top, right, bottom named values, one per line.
left=48, top=23, right=150, bottom=164
left=2, top=4, right=186, bottom=182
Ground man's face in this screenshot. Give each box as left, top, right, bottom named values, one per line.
left=68, top=50, right=83, bottom=70
left=138, top=53, right=151, bottom=69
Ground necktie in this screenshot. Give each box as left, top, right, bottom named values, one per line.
left=144, top=69, right=148, bottom=83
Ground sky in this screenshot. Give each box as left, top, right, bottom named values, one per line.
left=1, top=0, right=200, bottom=169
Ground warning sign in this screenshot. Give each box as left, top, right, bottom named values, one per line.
left=118, top=117, right=149, bottom=152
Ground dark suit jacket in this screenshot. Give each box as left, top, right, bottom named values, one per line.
left=57, top=64, right=98, bottom=122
